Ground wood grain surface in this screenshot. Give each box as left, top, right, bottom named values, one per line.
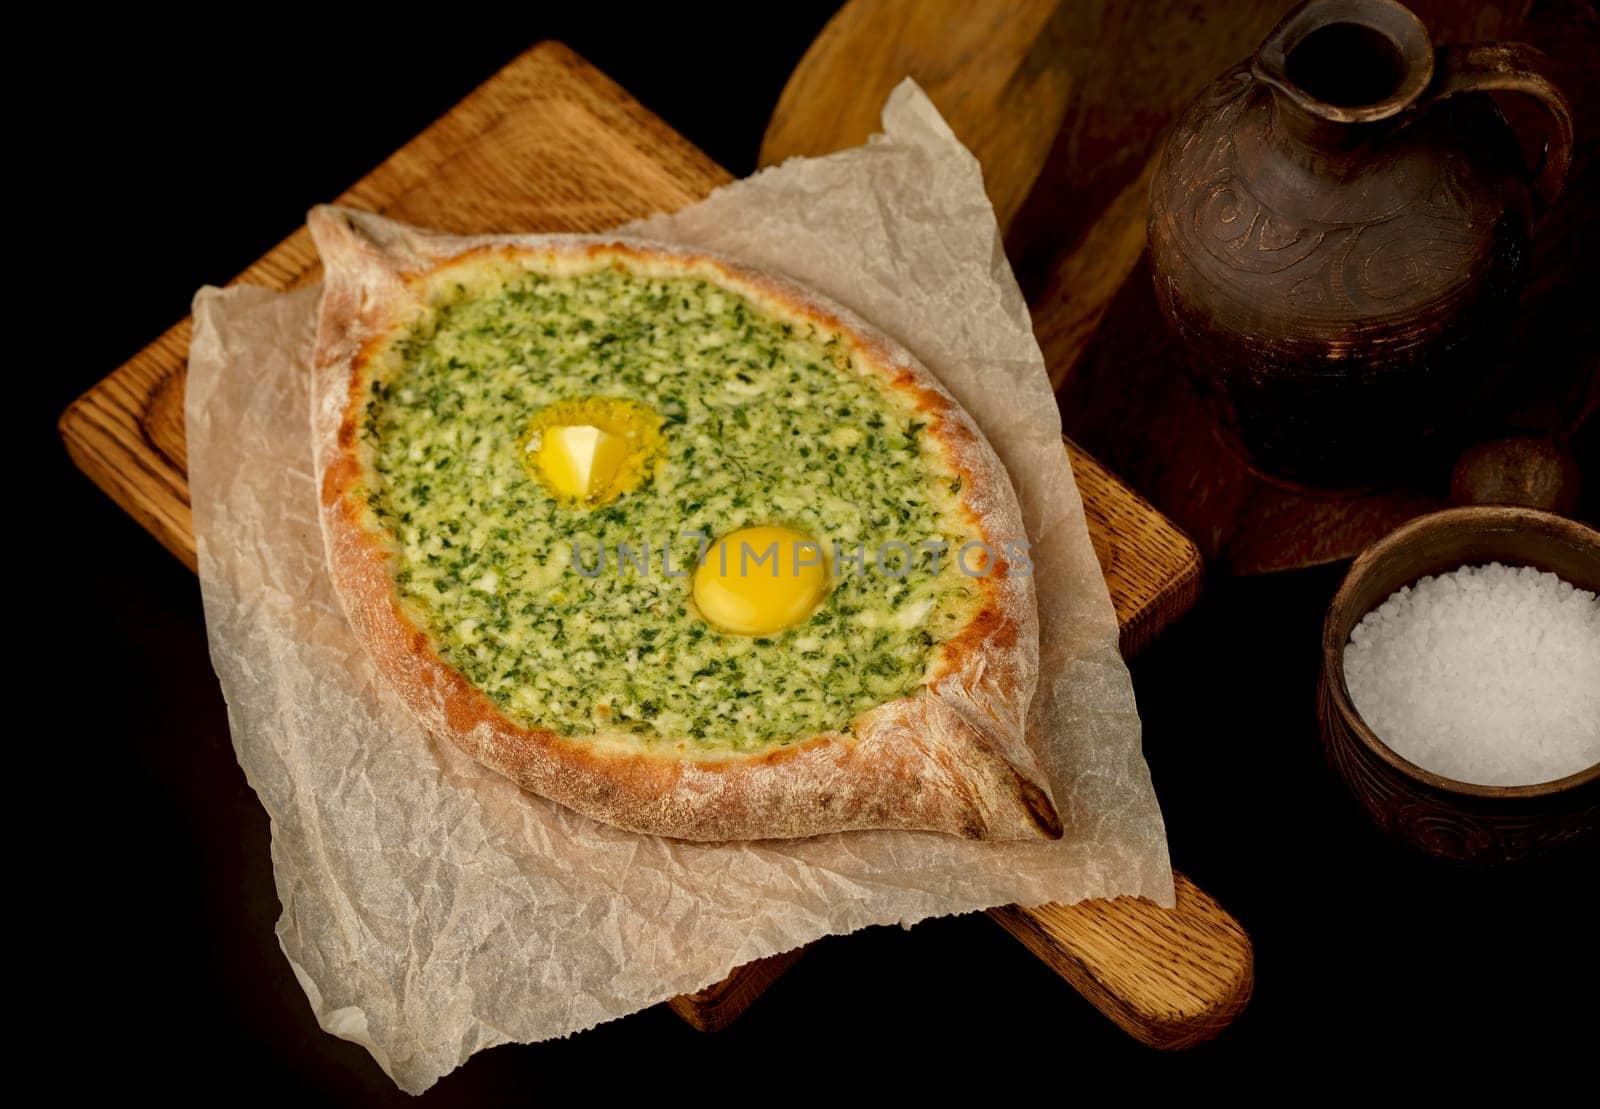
left=991, top=873, right=1252, bottom=1049
left=664, top=947, right=809, bottom=1033
left=59, top=41, right=1240, bottom=1044
left=761, top=0, right=1071, bottom=231
left=760, top=0, right=1590, bottom=573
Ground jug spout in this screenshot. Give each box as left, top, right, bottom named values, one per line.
left=1253, top=0, right=1434, bottom=149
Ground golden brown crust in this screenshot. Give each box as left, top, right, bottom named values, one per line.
left=308, top=205, right=1057, bottom=841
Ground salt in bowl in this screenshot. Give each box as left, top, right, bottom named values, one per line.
left=1318, top=506, right=1600, bottom=862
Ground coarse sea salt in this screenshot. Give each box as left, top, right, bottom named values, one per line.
left=1344, top=562, right=1600, bottom=787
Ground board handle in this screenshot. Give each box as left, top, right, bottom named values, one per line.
left=989, top=870, right=1253, bottom=1048
left=664, top=947, right=807, bottom=1032
left=668, top=871, right=1252, bottom=1045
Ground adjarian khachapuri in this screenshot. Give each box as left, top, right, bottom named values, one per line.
left=308, top=205, right=1057, bottom=841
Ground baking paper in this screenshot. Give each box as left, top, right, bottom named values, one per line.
left=187, top=81, right=1171, bottom=1094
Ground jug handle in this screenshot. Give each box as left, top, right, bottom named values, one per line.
left=1416, top=43, right=1574, bottom=226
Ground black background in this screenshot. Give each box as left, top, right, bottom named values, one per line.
left=34, top=9, right=1596, bottom=1102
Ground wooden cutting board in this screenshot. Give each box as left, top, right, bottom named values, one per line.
left=762, top=0, right=1597, bottom=573
left=59, top=42, right=1249, bottom=1048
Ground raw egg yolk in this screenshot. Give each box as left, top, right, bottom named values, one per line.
left=692, top=526, right=830, bottom=636
left=536, top=424, right=628, bottom=502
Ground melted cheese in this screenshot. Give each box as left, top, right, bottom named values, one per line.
left=357, top=261, right=982, bottom=751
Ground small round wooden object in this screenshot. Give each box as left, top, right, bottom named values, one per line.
left=1318, top=506, right=1600, bottom=863
left=1448, top=436, right=1582, bottom=515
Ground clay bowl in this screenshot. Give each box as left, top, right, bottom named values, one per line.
left=1319, top=506, right=1600, bottom=863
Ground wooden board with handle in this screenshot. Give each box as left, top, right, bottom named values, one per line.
left=59, top=41, right=1247, bottom=1045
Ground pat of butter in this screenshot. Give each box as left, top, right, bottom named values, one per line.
left=537, top=424, right=628, bottom=501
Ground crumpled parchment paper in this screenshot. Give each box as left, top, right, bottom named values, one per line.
left=187, top=81, right=1171, bottom=1095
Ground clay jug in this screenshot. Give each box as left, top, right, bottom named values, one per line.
left=1147, top=0, right=1572, bottom=490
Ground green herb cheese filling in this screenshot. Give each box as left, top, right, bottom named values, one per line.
left=357, top=263, right=982, bottom=751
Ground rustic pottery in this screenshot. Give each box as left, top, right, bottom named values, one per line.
left=1318, top=506, right=1600, bottom=863
left=1148, top=0, right=1573, bottom=489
